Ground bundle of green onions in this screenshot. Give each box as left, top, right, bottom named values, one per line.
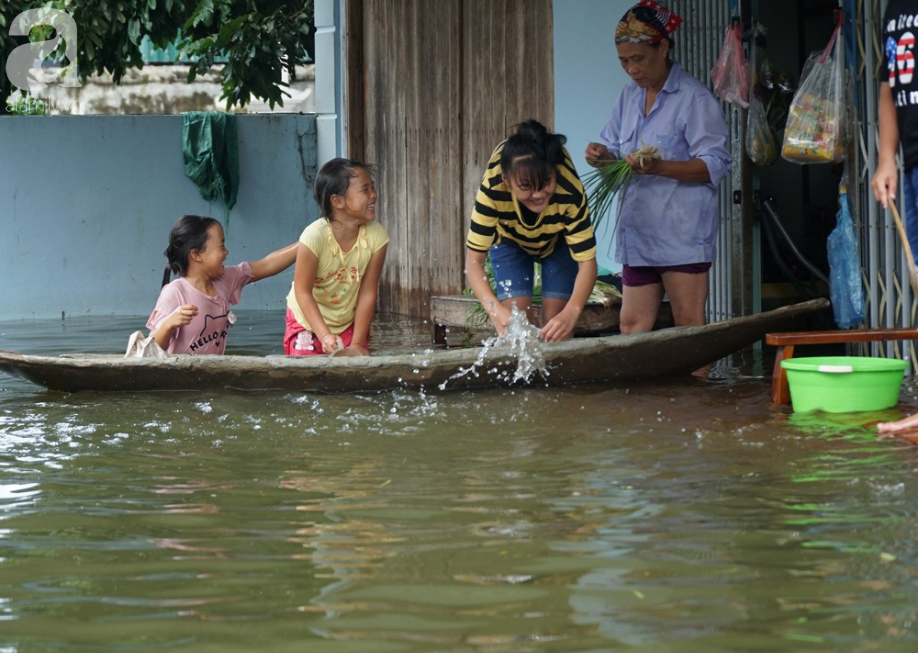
left=582, top=145, right=660, bottom=231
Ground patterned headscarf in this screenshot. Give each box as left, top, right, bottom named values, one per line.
left=615, top=0, right=683, bottom=44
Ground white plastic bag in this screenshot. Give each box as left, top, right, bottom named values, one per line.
left=125, top=331, right=167, bottom=358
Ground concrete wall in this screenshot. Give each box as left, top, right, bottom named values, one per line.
left=553, top=0, right=632, bottom=273
left=0, top=113, right=318, bottom=320
left=36, top=64, right=315, bottom=116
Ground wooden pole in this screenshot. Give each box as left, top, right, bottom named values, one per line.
left=888, top=197, right=918, bottom=297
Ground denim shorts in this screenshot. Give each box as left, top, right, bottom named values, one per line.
left=488, top=241, right=578, bottom=301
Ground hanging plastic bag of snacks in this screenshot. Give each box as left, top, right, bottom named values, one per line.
left=781, top=10, right=847, bottom=164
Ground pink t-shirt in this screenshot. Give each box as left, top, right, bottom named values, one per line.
left=146, top=263, right=253, bottom=354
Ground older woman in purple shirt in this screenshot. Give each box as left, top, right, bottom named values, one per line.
left=585, top=1, right=731, bottom=334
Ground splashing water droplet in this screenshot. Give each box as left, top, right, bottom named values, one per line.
left=438, top=305, right=548, bottom=390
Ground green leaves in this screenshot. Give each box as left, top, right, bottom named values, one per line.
left=187, top=0, right=214, bottom=28
left=582, top=146, right=661, bottom=231
left=0, top=0, right=315, bottom=113
left=180, top=1, right=314, bottom=110
left=581, top=159, right=634, bottom=233
left=215, top=16, right=246, bottom=48
left=127, top=17, right=141, bottom=44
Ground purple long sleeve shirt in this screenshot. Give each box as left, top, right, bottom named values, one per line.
left=599, top=62, right=731, bottom=267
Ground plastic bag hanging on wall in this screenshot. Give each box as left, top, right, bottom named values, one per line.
left=711, top=18, right=749, bottom=109
left=827, top=186, right=865, bottom=329
left=781, top=9, right=847, bottom=164
left=745, top=24, right=778, bottom=166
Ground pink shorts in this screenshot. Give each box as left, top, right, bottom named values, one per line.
left=283, top=308, right=362, bottom=356
left=622, top=262, right=712, bottom=287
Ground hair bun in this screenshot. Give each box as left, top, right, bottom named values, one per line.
left=499, top=120, right=568, bottom=188
left=516, top=119, right=548, bottom=144
left=519, top=119, right=566, bottom=157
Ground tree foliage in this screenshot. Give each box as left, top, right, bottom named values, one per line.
left=1, top=0, right=315, bottom=113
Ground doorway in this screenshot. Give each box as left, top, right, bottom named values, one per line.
left=750, top=0, right=842, bottom=321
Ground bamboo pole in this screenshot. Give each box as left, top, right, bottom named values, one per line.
left=888, top=198, right=918, bottom=297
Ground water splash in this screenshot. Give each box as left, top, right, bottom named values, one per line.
left=439, top=305, right=548, bottom=390
left=494, top=307, right=546, bottom=383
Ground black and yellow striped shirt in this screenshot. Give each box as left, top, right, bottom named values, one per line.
left=465, top=141, right=597, bottom=261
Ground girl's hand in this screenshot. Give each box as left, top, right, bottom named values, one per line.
left=540, top=310, right=578, bottom=342
left=169, top=304, right=197, bottom=328
left=320, top=333, right=340, bottom=353
left=585, top=142, right=611, bottom=168
left=488, top=303, right=512, bottom=337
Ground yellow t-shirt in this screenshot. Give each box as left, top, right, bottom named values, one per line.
left=285, top=219, right=390, bottom=334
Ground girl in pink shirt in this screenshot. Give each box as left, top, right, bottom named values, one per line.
left=147, top=215, right=297, bottom=355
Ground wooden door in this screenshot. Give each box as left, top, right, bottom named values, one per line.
left=346, top=0, right=554, bottom=318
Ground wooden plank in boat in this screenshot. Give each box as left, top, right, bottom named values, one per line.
left=429, top=294, right=673, bottom=344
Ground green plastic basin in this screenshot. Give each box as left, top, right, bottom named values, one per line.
left=781, top=356, right=907, bottom=413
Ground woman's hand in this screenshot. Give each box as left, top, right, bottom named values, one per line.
left=625, top=156, right=711, bottom=183
left=585, top=142, right=612, bottom=168
left=625, top=152, right=663, bottom=175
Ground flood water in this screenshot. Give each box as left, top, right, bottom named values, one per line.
left=2, top=312, right=918, bottom=651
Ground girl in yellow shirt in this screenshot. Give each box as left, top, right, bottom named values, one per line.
left=284, top=158, right=390, bottom=356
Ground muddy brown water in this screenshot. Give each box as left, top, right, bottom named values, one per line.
left=2, top=312, right=918, bottom=652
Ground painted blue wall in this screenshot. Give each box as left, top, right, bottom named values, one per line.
left=553, top=0, right=632, bottom=273
left=0, top=114, right=318, bottom=320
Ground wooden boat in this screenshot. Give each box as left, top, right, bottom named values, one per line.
left=0, top=298, right=828, bottom=393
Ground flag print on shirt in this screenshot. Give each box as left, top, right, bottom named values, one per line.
left=896, top=31, right=916, bottom=86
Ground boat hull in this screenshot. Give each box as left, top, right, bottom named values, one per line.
left=0, top=299, right=828, bottom=393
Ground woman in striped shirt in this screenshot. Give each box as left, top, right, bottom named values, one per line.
left=465, top=119, right=598, bottom=342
